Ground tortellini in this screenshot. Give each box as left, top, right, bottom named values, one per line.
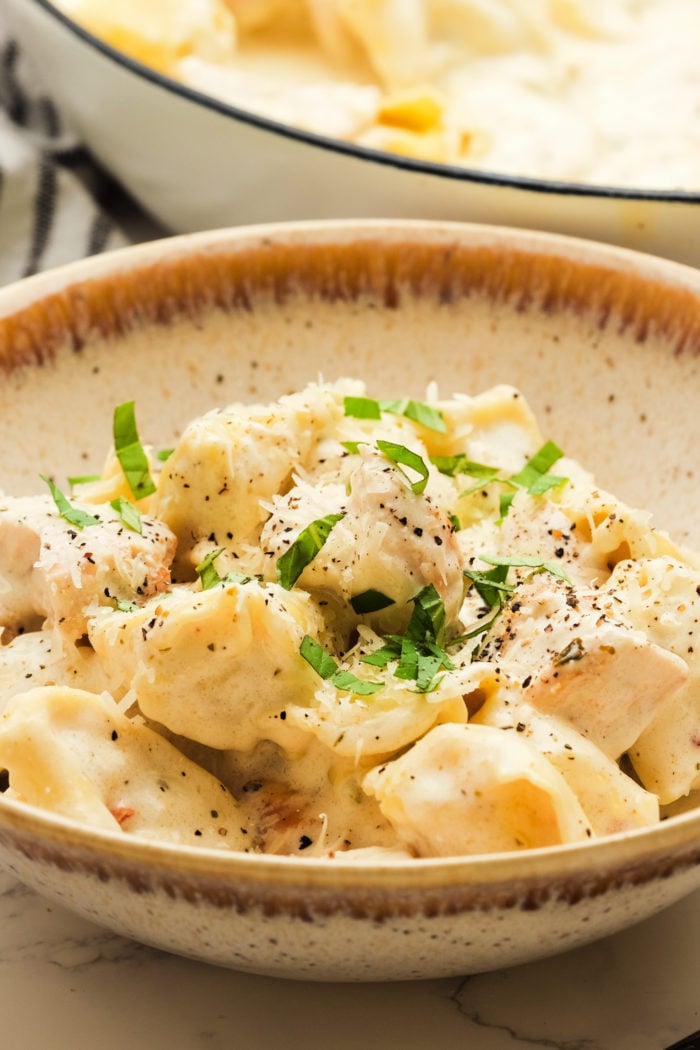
left=0, top=378, right=697, bottom=860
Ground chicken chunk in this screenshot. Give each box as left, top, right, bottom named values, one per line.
left=599, top=557, right=700, bottom=802
left=479, top=573, right=688, bottom=760
left=0, top=494, right=176, bottom=642
left=153, top=381, right=350, bottom=575
left=260, top=444, right=465, bottom=640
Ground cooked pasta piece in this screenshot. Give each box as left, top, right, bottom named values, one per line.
left=0, top=685, right=249, bottom=848
left=363, top=722, right=593, bottom=856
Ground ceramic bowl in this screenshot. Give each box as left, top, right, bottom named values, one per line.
left=0, top=219, right=699, bottom=981
left=3, top=0, right=700, bottom=267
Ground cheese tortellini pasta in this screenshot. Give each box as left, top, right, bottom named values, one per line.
left=0, top=377, right=697, bottom=860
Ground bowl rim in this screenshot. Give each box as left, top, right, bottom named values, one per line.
left=28, top=0, right=700, bottom=206
left=0, top=216, right=699, bottom=893
left=1, top=789, right=699, bottom=892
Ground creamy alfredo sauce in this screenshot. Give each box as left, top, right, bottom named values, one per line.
left=58, top=0, right=700, bottom=189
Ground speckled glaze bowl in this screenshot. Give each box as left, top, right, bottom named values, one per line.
left=0, top=220, right=699, bottom=981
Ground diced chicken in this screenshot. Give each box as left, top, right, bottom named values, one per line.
left=260, top=444, right=465, bottom=639
left=363, top=721, right=592, bottom=856
left=480, top=573, right=688, bottom=760
left=153, top=381, right=350, bottom=576
left=599, top=557, right=700, bottom=802
left=0, top=494, right=176, bottom=642
left=0, top=686, right=249, bottom=849
left=88, top=577, right=326, bottom=752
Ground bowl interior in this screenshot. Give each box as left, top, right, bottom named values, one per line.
left=1, top=221, right=699, bottom=545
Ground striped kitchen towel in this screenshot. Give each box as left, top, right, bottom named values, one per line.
left=0, top=21, right=129, bottom=286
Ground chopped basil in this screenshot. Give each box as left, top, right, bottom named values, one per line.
left=434, top=441, right=567, bottom=518
left=349, top=589, right=395, bottom=614
left=405, top=583, right=447, bottom=649
left=499, top=441, right=567, bottom=515
left=196, top=548, right=225, bottom=590
left=464, top=563, right=513, bottom=610
left=509, top=440, right=565, bottom=490
left=376, top=440, right=429, bottom=494
left=460, top=554, right=571, bottom=654
left=196, top=548, right=257, bottom=590
left=343, top=395, right=382, bottom=420
left=67, top=473, right=101, bottom=488
left=359, top=585, right=454, bottom=693
left=343, top=395, right=446, bottom=433
left=113, top=401, right=156, bottom=500
left=114, top=597, right=138, bottom=613
left=381, top=398, right=447, bottom=433
left=480, top=554, right=571, bottom=584
left=156, top=448, right=174, bottom=462
left=300, top=635, right=383, bottom=695
left=431, top=453, right=499, bottom=481
left=110, top=496, right=143, bottom=534
left=41, top=475, right=100, bottom=529
left=277, top=513, right=345, bottom=590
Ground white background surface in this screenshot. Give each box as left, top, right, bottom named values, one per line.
left=1, top=870, right=698, bottom=1050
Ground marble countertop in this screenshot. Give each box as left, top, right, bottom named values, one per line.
left=1, top=870, right=698, bottom=1050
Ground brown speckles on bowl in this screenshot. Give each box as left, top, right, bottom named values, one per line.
left=2, top=228, right=700, bottom=375
left=0, top=220, right=699, bottom=980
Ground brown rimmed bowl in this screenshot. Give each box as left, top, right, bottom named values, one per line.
left=0, top=219, right=698, bottom=981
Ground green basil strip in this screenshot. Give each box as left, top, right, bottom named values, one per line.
left=196, top=549, right=257, bottom=591
left=300, top=635, right=382, bottom=695
left=277, top=513, right=345, bottom=590
left=196, top=548, right=225, bottom=590
left=67, top=473, right=101, bottom=488
left=406, top=583, right=446, bottom=648
left=394, top=635, right=419, bottom=681
left=349, top=589, right=395, bottom=614
left=156, top=448, right=174, bottom=462
left=431, top=453, right=498, bottom=479
left=480, top=554, right=571, bottom=584
left=113, top=401, right=156, bottom=500
left=381, top=398, right=446, bottom=433
left=453, top=609, right=504, bottom=647
left=376, top=440, right=429, bottom=494
left=110, top=496, right=143, bottom=534
left=464, top=564, right=513, bottom=610
left=300, top=635, right=339, bottom=679
left=343, top=394, right=446, bottom=433
left=41, top=475, right=100, bottom=529
left=360, top=643, right=399, bottom=669
left=343, top=395, right=382, bottom=420
left=330, top=669, right=383, bottom=695
left=414, top=654, right=446, bottom=693
left=509, top=440, right=566, bottom=492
